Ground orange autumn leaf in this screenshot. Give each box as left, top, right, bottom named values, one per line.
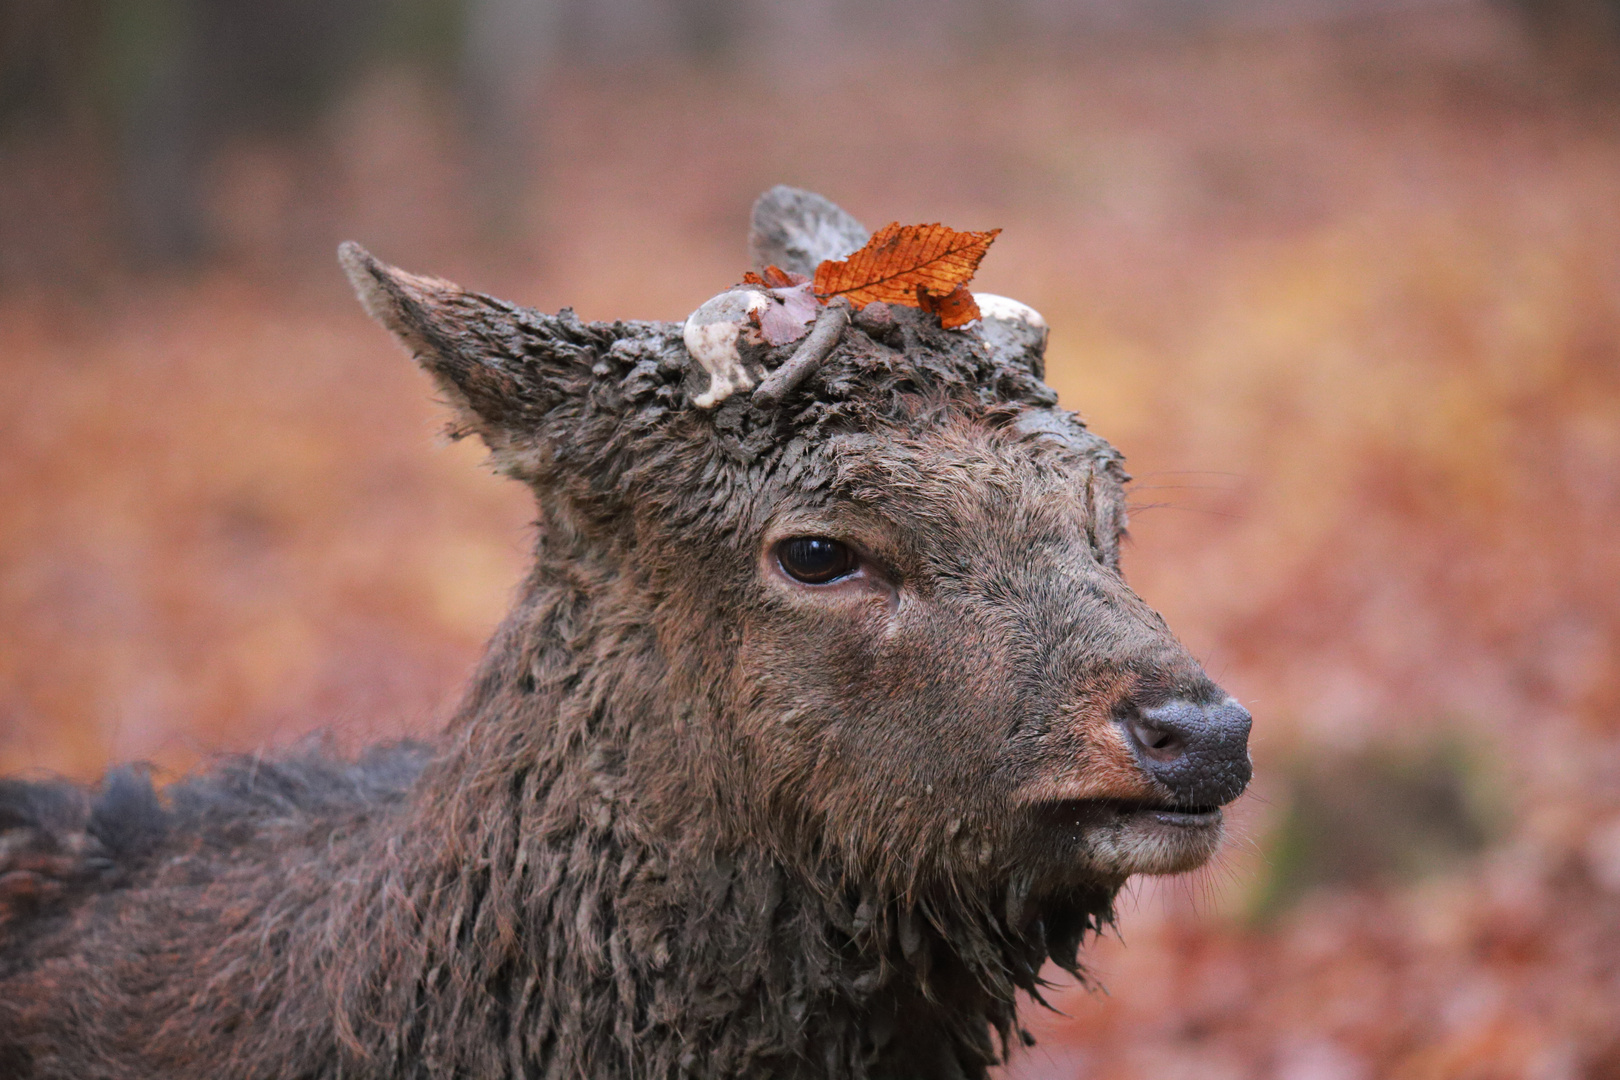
left=813, top=221, right=1000, bottom=329
left=742, top=265, right=807, bottom=289
left=917, top=283, right=980, bottom=329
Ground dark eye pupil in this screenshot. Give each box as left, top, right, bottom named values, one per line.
left=779, top=537, right=857, bottom=584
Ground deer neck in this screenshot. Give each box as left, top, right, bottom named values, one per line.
left=356, top=534, right=1088, bottom=1079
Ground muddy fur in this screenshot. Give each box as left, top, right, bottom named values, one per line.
left=0, top=205, right=1242, bottom=1078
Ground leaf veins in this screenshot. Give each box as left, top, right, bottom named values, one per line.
left=812, top=222, right=1000, bottom=329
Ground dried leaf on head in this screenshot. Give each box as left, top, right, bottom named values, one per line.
left=738, top=266, right=821, bottom=347
left=812, top=222, right=1000, bottom=329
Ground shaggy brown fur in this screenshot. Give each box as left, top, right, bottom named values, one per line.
left=0, top=191, right=1249, bottom=1079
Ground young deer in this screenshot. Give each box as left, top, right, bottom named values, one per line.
left=0, top=188, right=1250, bottom=1079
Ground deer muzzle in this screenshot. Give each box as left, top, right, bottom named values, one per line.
left=1120, top=698, right=1253, bottom=809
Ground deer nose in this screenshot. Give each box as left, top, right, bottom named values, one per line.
left=1123, top=698, right=1252, bottom=807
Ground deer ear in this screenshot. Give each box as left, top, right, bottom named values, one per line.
left=748, top=186, right=869, bottom=278
left=340, top=242, right=542, bottom=449
left=340, top=243, right=685, bottom=507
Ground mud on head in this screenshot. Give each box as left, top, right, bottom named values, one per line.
left=339, top=187, right=1251, bottom=915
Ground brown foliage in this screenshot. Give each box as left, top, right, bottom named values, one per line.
left=4, top=10, right=1620, bottom=1077
left=739, top=266, right=821, bottom=345
left=812, top=222, right=999, bottom=328
left=741, top=266, right=806, bottom=289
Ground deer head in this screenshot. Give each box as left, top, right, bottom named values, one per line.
left=340, top=187, right=1249, bottom=931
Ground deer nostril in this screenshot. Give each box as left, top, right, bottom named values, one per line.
left=1122, top=698, right=1252, bottom=806
left=1128, top=718, right=1185, bottom=761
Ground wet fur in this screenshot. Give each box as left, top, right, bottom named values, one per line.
left=1, top=259, right=1222, bottom=1078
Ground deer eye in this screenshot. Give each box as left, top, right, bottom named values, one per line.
left=776, top=537, right=859, bottom=584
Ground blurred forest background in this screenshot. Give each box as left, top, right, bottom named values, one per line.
left=3, top=0, right=1620, bottom=1075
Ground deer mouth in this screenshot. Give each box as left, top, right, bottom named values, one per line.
left=1032, top=798, right=1223, bottom=831
left=1019, top=797, right=1227, bottom=876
